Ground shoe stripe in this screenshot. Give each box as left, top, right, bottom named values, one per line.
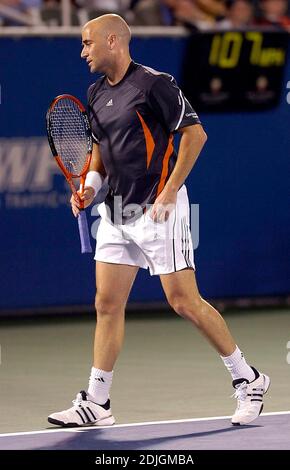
left=87, top=407, right=97, bottom=421
left=251, top=399, right=263, bottom=402
left=248, top=393, right=263, bottom=397
left=80, top=406, right=92, bottom=423
left=75, top=409, right=86, bottom=424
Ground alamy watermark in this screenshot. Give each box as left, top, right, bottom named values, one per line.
left=286, top=81, right=290, bottom=104
left=90, top=197, right=200, bottom=249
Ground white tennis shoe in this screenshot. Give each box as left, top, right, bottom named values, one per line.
left=231, top=367, right=270, bottom=425
left=48, top=390, right=115, bottom=427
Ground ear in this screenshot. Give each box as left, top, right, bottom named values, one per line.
left=107, top=34, right=117, bottom=50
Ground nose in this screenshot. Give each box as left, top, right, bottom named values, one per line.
left=81, top=46, right=88, bottom=59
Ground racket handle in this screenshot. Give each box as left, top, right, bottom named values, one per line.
left=78, top=210, right=93, bottom=254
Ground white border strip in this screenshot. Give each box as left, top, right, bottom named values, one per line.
left=174, top=90, right=186, bottom=131
left=0, top=410, right=289, bottom=438
left=0, top=26, right=189, bottom=38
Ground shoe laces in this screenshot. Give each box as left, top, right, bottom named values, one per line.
left=72, top=392, right=85, bottom=406
left=232, top=381, right=248, bottom=402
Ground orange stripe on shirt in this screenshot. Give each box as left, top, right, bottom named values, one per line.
left=156, top=135, right=174, bottom=197
left=136, top=111, right=155, bottom=169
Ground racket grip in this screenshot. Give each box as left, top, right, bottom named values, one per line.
left=78, top=210, right=93, bottom=254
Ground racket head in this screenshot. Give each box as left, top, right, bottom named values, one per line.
left=46, top=94, right=93, bottom=179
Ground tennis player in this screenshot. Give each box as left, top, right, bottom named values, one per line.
left=48, top=14, right=270, bottom=427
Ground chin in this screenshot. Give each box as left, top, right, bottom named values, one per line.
left=91, top=65, right=100, bottom=74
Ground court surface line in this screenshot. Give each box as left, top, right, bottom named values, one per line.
left=0, top=410, right=289, bottom=437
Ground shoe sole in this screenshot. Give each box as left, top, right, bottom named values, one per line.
left=232, top=374, right=271, bottom=426
left=47, top=415, right=115, bottom=428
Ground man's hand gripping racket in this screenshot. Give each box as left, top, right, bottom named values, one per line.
left=46, top=94, right=93, bottom=253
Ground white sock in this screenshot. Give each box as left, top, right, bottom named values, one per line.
left=87, top=367, right=113, bottom=405
left=221, top=346, right=255, bottom=382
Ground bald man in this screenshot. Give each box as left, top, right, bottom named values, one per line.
left=48, top=15, right=270, bottom=428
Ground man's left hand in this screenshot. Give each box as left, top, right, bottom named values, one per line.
left=150, top=188, right=177, bottom=223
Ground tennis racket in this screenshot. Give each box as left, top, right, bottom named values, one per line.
left=46, top=94, right=93, bottom=253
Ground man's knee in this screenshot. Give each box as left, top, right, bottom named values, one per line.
left=168, top=294, right=204, bottom=325
left=95, top=294, right=124, bottom=319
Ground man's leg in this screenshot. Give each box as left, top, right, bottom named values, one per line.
left=48, top=262, right=138, bottom=427
left=87, top=262, right=139, bottom=404
left=93, top=261, right=139, bottom=370
left=160, top=268, right=270, bottom=425
left=160, top=268, right=235, bottom=356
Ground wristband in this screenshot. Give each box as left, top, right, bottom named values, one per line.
left=85, top=171, right=104, bottom=197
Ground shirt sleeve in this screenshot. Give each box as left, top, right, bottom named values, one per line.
left=87, top=84, right=100, bottom=144
left=147, top=74, right=201, bottom=133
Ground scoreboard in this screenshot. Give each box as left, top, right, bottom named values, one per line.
left=182, top=31, right=288, bottom=111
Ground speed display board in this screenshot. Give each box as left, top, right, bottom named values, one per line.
left=182, top=31, right=288, bottom=111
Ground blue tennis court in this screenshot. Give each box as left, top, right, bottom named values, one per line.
left=1, top=412, right=289, bottom=450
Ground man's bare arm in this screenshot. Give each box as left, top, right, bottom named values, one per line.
left=166, top=124, right=207, bottom=193
left=150, top=124, right=207, bottom=222
left=71, top=143, right=106, bottom=216
left=89, top=143, right=107, bottom=177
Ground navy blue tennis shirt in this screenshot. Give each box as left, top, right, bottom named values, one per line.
left=87, top=61, right=201, bottom=223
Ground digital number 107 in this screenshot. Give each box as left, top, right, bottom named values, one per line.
left=209, top=32, right=285, bottom=69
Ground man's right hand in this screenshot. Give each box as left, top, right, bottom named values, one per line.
left=70, top=187, right=96, bottom=217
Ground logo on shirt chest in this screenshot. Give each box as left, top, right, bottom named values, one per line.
left=106, top=99, right=113, bottom=107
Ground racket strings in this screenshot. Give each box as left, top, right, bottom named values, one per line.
left=50, top=98, right=89, bottom=176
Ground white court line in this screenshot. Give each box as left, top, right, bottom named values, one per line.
left=0, top=410, right=289, bottom=438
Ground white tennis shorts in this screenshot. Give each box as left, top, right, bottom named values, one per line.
left=94, top=185, right=195, bottom=275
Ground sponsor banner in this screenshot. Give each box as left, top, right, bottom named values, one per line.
left=0, top=36, right=289, bottom=310
left=0, top=137, right=69, bottom=210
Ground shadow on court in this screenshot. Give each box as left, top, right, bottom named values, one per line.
left=0, top=415, right=289, bottom=450
left=38, top=424, right=255, bottom=450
